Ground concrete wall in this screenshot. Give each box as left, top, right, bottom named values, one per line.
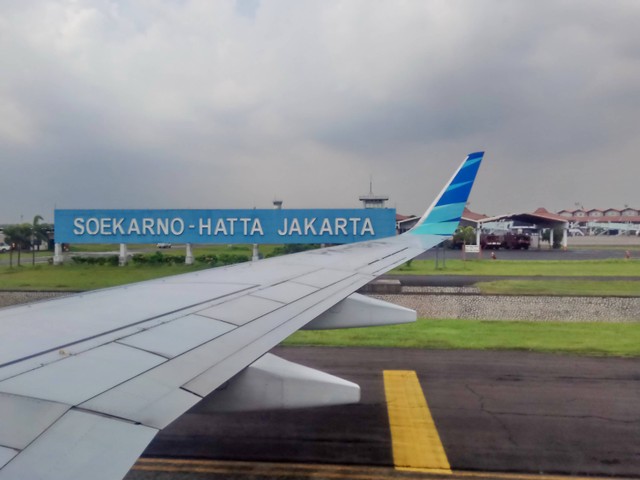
left=569, top=236, right=640, bottom=247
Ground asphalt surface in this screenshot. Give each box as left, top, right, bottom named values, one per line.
left=417, top=247, right=637, bottom=261
left=127, top=347, right=640, bottom=479
left=383, top=274, right=640, bottom=287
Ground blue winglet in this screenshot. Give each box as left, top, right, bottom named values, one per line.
left=409, top=152, right=484, bottom=237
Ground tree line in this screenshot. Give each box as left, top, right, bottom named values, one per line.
left=2, top=215, right=51, bottom=266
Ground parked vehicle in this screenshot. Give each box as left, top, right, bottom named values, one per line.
left=501, top=232, right=531, bottom=250
left=480, top=233, right=502, bottom=249
left=0, top=243, right=11, bottom=253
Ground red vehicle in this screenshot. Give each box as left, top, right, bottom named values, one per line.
left=480, top=233, right=502, bottom=250
left=502, top=232, right=531, bottom=250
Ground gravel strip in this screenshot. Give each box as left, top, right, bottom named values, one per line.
left=401, top=286, right=481, bottom=294
left=0, top=291, right=74, bottom=308
left=373, top=290, right=640, bottom=322
left=1, top=289, right=639, bottom=322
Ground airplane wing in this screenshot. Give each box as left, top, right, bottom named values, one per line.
left=0, top=152, right=483, bottom=480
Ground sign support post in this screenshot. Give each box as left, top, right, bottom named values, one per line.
left=53, top=243, right=63, bottom=266
left=185, top=243, right=194, bottom=265
left=119, top=244, right=128, bottom=266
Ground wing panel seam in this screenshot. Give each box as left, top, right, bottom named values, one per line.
left=113, top=342, right=171, bottom=360
left=0, top=286, right=256, bottom=369
left=367, top=247, right=409, bottom=265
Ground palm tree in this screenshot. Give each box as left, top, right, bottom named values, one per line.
left=3, top=224, right=31, bottom=267
left=31, top=215, right=49, bottom=265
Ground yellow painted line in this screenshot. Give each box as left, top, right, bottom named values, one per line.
left=134, top=458, right=430, bottom=479
left=384, top=370, right=451, bottom=474
left=134, top=458, right=626, bottom=480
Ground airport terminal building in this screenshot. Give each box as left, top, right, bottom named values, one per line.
left=557, top=207, right=640, bottom=235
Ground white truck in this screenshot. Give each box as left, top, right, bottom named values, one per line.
left=0, top=243, right=11, bottom=253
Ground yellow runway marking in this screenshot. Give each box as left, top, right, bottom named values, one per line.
left=134, top=458, right=624, bottom=480
left=384, top=370, right=451, bottom=474
left=134, top=458, right=441, bottom=479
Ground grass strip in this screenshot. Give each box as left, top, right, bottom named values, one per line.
left=392, top=259, right=640, bottom=276
left=476, top=279, right=640, bottom=296
left=0, top=264, right=204, bottom=290
left=283, top=319, right=640, bottom=357
left=2, top=258, right=640, bottom=292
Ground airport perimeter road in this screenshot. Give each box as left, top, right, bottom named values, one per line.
left=129, top=347, right=640, bottom=480
left=382, top=274, right=640, bottom=287
left=417, top=248, right=637, bottom=261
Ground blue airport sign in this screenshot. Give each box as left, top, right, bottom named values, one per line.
left=54, top=209, right=397, bottom=244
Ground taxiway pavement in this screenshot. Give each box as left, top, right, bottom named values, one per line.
left=127, top=347, right=640, bottom=479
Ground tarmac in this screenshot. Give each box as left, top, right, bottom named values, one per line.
left=416, top=246, right=639, bottom=262
left=125, top=347, right=640, bottom=480
left=382, top=274, right=640, bottom=287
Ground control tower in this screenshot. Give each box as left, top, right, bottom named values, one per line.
left=359, top=180, right=389, bottom=209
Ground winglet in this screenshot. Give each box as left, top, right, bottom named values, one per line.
left=409, top=152, right=484, bottom=237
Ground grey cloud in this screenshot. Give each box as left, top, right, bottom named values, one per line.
left=1, top=1, right=640, bottom=224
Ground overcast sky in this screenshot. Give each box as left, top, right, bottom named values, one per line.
left=2, top=0, right=639, bottom=224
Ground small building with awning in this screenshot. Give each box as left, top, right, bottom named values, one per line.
left=477, top=207, right=569, bottom=249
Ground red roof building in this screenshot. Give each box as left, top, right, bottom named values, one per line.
left=556, top=207, right=640, bottom=224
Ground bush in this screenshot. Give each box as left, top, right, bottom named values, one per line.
left=196, top=254, right=218, bottom=266
left=146, top=252, right=166, bottom=265
left=131, top=254, right=148, bottom=264
left=70, top=251, right=249, bottom=267
left=70, top=255, right=119, bottom=265
left=266, top=244, right=320, bottom=258
left=134, top=252, right=186, bottom=265
left=171, top=255, right=186, bottom=264
left=217, top=253, right=249, bottom=265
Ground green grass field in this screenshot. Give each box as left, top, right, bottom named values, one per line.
left=0, top=250, right=52, bottom=260
left=0, top=264, right=204, bottom=290
left=1, top=260, right=639, bottom=357
left=1, top=258, right=639, bottom=292
left=476, top=279, right=640, bottom=296
left=284, top=319, right=640, bottom=357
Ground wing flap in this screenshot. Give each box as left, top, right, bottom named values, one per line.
left=198, top=295, right=284, bottom=326
left=293, top=269, right=355, bottom=288
left=0, top=410, right=157, bottom=480
left=0, top=283, right=252, bottom=369
left=117, top=314, right=235, bottom=359
left=0, top=448, right=17, bottom=469
left=0, top=343, right=165, bottom=405
left=251, top=282, right=318, bottom=303
left=81, top=383, right=201, bottom=430
left=59, top=271, right=371, bottom=429
left=183, top=273, right=373, bottom=397
left=0, top=393, right=69, bottom=450
left=357, top=245, right=421, bottom=275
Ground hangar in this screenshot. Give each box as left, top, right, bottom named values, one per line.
left=478, top=208, right=569, bottom=249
